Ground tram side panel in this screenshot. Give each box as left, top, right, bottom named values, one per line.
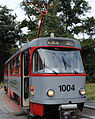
left=4, top=64, right=8, bottom=92
left=4, top=54, right=22, bottom=104
left=8, top=76, right=21, bottom=99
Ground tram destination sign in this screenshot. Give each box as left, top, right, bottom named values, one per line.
left=48, top=39, right=75, bottom=47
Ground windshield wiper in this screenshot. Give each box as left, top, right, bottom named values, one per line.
left=47, top=66, right=58, bottom=75
left=73, top=69, right=79, bottom=74
left=42, top=58, right=58, bottom=75
left=45, top=65, right=58, bottom=75
left=52, top=69, right=58, bottom=75
left=62, top=56, right=79, bottom=75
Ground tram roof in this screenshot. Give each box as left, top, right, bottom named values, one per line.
left=5, top=37, right=81, bottom=64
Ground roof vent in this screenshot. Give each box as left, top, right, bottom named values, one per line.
left=50, top=33, right=54, bottom=37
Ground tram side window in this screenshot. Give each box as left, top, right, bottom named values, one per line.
left=4, top=64, right=8, bottom=75
left=16, top=56, right=20, bottom=74
left=10, top=61, right=13, bottom=74
left=32, top=50, right=43, bottom=73
left=10, top=55, right=20, bottom=75
left=13, top=59, right=16, bottom=74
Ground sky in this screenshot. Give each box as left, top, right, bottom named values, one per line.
left=0, top=0, right=25, bottom=21
left=86, top=0, right=95, bottom=18
left=0, top=0, right=95, bottom=21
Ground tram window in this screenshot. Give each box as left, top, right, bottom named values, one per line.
left=16, top=56, right=20, bottom=74
left=10, top=61, right=13, bottom=74
left=32, top=48, right=84, bottom=74
left=4, top=64, right=8, bottom=75
left=13, top=59, right=16, bottom=74
left=24, top=50, right=30, bottom=76
left=24, top=77, right=29, bottom=99
left=32, top=50, right=43, bottom=73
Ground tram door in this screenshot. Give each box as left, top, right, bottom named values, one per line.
left=21, top=50, right=30, bottom=107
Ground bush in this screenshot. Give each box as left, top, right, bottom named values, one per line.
left=86, top=74, right=95, bottom=83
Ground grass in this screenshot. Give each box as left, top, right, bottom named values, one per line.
left=85, top=83, right=95, bottom=101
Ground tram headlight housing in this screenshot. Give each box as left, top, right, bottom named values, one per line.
left=79, top=88, right=85, bottom=95
left=31, top=86, right=35, bottom=96
left=47, top=89, right=55, bottom=97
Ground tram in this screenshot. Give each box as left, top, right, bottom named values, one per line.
left=4, top=37, right=86, bottom=119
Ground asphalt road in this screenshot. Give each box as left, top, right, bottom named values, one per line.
left=0, top=90, right=95, bottom=119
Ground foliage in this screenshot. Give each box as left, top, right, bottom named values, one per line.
left=83, top=17, right=95, bottom=38
left=0, top=6, right=21, bottom=81
left=81, top=38, right=95, bottom=82
left=86, top=83, right=95, bottom=101
left=20, top=0, right=91, bottom=40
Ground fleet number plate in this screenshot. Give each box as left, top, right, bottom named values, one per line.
left=58, top=84, right=75, bottom=92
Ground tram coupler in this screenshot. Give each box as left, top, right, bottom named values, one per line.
left=59, top=104, right=78, bottom=119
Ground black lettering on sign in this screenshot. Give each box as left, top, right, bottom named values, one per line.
left=58, top=84, right=75, bottom=92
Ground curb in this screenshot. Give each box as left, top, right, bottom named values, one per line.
left=84, top=104, right=95, bottom=110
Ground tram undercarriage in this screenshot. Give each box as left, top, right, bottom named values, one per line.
left=59, top=104, right=78, bottom=119
left=27, top=103, right=84, bottom=119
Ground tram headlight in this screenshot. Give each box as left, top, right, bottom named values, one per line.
left=47, top=89, right=55, bottom=97
left=79, top=88, right=85, bottom=95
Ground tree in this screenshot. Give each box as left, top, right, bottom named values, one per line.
left=81, top=38, right=95, bottom=82
left=20, top=0, right=91, bottom=40
left=83, top=17, right=95, bottom=38
left=0, top=5, right=21, bottom=81
left=60, top=0, right=90, bottom=33
left=20, top=0, right=73, bottom=40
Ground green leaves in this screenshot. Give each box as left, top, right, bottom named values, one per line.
left=81, top=38, right=95, bottom=82
left=0, top=5, right=21, bottom=81
left=20, top=0, right=93, bottom=39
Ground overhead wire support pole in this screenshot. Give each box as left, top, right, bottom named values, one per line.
left=29, top=2, right=44, bottom=15
left=26, top=0, right=47, bottom=38
left=36, top=4, right=47, bottom=38
left=37, top=13, right=44, bottom=38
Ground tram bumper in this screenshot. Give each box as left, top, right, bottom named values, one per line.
left=59, top=104, right=77, bottom=110
left=59, top=104, right=78, bottom=119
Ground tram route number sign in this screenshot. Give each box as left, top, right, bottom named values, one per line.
left=58, top=84, right=75, bottom=92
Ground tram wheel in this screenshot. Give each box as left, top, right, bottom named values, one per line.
left=60, top=115, right=69, bottom=119
left=70, top=111, right=78, bottom=119
left=27, top=109, right=39, bottom=119
left=64, top=115, right=69, bottom=119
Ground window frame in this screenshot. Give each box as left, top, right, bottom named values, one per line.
left=9, top=54, right=21, bottom=76
left=32, top=47, right=84, bottom=74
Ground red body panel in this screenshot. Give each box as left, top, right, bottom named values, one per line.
left=30, top=73, right=86, bottom=77
left=30, top=102, right=43, bottom=117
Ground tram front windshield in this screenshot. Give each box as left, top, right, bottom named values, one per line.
left=32, top=48, right=84, bottom=74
